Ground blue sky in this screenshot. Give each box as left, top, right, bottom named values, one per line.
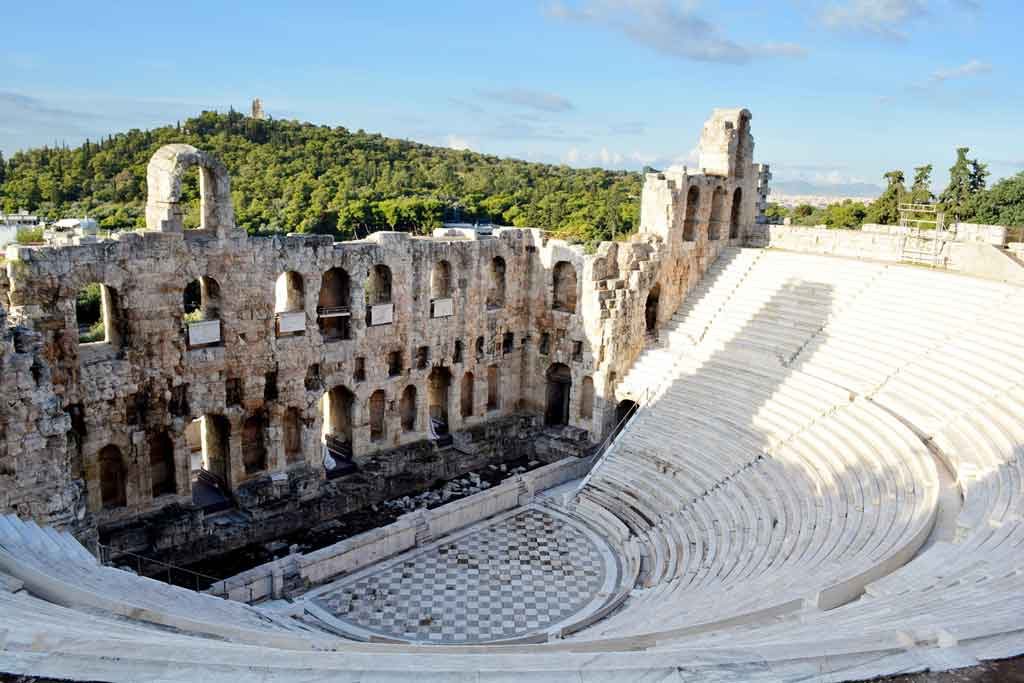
left=2, top=0, right=1021, bottom=194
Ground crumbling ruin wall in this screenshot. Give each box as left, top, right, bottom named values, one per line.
left=0, top=108, right=764, bottom=551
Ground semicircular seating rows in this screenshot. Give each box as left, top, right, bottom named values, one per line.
left=1, top=247, right=1023, bottom=682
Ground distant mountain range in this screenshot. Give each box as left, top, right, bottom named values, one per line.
left=770, top=179, right=882, bottom=199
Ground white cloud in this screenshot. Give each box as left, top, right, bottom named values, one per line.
left=445, top=134, right=473, bottom=151
left=819, top=0, right=928, bottom=40
left=546, top=0, right=806, bottom=64
left=929, top=58, right=992, bottom=84
left=475, top=87, right=574, bottom=113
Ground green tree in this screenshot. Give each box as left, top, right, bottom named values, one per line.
left=971, top=172, right=1024, bottom=227
left=910, top=165, right=934, bottom=204
left=763, top=202, right=789, bottom=222
left=865, top=170, right=906, bottom=225
left=940, top=148, right=982, bottom=221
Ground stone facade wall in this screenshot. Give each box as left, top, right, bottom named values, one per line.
left=0, top=108, right=762, bottom=548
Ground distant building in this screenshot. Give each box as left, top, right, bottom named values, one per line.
left=45, top=217, right=100, bottom=246
left=251, top=98, right=265, bottom=120
left=0, top=209, right=44, bottom=247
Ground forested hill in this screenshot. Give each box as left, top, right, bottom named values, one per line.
left=0, top=110, right=643, bottom=245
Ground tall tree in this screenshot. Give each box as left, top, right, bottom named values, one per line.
left=940, top=147, right=984, bottom=221
left=865, top=170, right=905, bottom=225
left=0, top=151, right=5, bottom=187
left=910, top=164, right=934, bottom=204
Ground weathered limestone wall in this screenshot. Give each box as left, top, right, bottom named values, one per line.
left=0, top=108, right=763, bottom=551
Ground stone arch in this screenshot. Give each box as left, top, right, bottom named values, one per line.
left=430, top=260, right=452, bottom=300
left=183, top=276, right=222, bottom=321
left=645, top=283, right=660, bottom=335
left=461, top=372, right=475, bottom=418
left=614, top=399, right=638, bottom=431
left=283, top=407, right=303, bottom=464
left=275, top=271, right=305, bottom=313
left=369, top=390, right=387, bottom=442
left=321, top=385, right=355, bottom=449
left=486, top=365, right=500, bottom=411
left=545, top=363, right=572, bottom=426
left=709, top=186, right=727, bottom=240
left=318, top=267, right=352, bottom=341
left=98, top=445, right=127, bottom=510
left=453, top=339, right=464, bottom=364
left=683, top=185, right=700, bottom=242
left=428, top=367, right=452, bottom=424
left=487, top=256, right=506, bottom=308
left=579, top=376, right=595, bottom=420
left=145, top=144, right=234, bottom=235
left=188, top=414, right=231, bottom=485
left=552, top=261, right=577, bottom=313
left=242, top=414, right=267, bottom=475
left=76, top=282, right=124, bottom=347
left=148, top=430, right=176, bottom=498
left=729, top=187, right=743, bottom=239
left=366, top=264, right=393, bottom=305
left=475, top=336, right=485, bottom=358
left=400, top=385, right=417, bottom=432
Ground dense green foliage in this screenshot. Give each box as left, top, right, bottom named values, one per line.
left=14, top=226, right=44, bottom=244
left=0, top=110, right=642, bottom=247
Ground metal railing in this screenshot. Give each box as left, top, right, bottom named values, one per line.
left=96, top=542, right=226, bottom=596
left=316, top=305, right=351, bottom=317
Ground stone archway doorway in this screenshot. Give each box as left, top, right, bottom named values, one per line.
left=545, top=363, right=572, bottom=426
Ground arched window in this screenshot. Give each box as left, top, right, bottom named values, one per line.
left=460, top=372, right=475, bottom=418
left=487, top=256, right=506, bottom=309
left=369, top=390, right=387, bottom=442
left=729, top=187, right=743, bottom=239
left=242, top=414, right=267, bottom=475
left=545, top=363, right=572, bottom=426
left=76, top=283, right=122, bottom=347
left=428, top=367, right=452, bottom=424
left=475, top=336, right=485, bottom=358
left=645, top=284, right=660, bottom=336
left=709, top=187, right=726, bottom=241
left=486, top=365, right=500, bottom=411
left=453, top=339, right=464, bottom=364
left=188, top=414, right=231, bottom=485
left=318, top=267, right=351, bottom=341
left=400, top=385, right=417, bottom=432
left=683, top=186, right=700, bottom=242
left=283, top=407, right=303, bottom=464
left=579, top=376, right=595, bottom=420
left=365, top=264, right=393, bottom=326
left=183, top=276, right=222, bottom=348
left=430, top=260, right=452, bottom=299
left=552, top=261, right=577, bottom=313
left=98, top=445, right=126, bottom=510
left=275, top=271, right=305, bottom=337
left=149, top=431, right=176, bottom=498
left=321, top=386, right=355, bottom=458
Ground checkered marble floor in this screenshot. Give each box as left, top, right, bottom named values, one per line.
left=308, top=507, right=613, bottom=643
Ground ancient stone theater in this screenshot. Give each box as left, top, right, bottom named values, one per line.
left=1, top=109, right=1023, bottom=681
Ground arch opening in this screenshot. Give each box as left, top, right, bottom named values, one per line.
left=729, top=187, right=743, bottom=239
left=148, top=430, right=176, bottom=498
left=552, top=261, right=577, bottom=313
left=400, top=385, right=417, bottom=432
left=428, top=367, right=452, bottom=426
left=545, top=363, right=572, bottom=426
left=275, top=271, right=306, bottom=337
left=461, top=372, right=475, bottom=418
left=242, top=414, right=267, bottom=475
left=579, top=376, right=595, bottom=420
left=645, top=284, right=660, bottom=336
left=318, top=267, right=352, bottom=342
left=321, top=385, right=355, bottom=461
left=709, top=187, right=726, bottom=241
left=487, top=256, right=506, bottom=309
left=98, top=445, right=127, bottom=510
left=683, top=186, right=700, bottom=242
left=369, top=390, right=387, bottom=442
left=283, top=407, right=303, bottom=464
left=183, top=276, right=222, bottom=348
left=366, top=264, right=393, bottom=326
left=76, top=283, right=122, bottom=347
left=486, top=365, right=500, bottom=412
